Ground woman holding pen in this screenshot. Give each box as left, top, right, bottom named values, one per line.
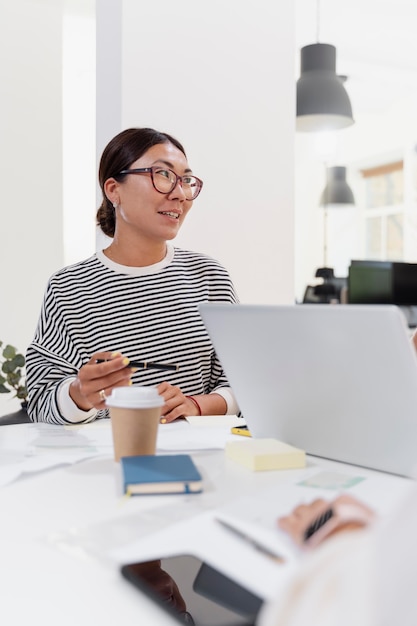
left=26, top=128, right=239, bottom=425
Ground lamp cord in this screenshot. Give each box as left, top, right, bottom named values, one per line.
left=316, top=0, right=321, bottom=42
left=323, top=160, right=328, bottom=267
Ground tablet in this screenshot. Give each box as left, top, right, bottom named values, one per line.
left=120, top=554, right=263, bottom=625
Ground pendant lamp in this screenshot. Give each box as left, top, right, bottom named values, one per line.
left=296, top=43, right=354, bottom=132
left=320, top=166, right=355, bottom=206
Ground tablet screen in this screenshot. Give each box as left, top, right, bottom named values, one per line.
left=120, top=554, right=263, bottom=625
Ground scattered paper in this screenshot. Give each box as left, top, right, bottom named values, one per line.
left=297, top=471, right=365, bottom=490
left=157, top=420, right=238, bottom=451
left=185, top=415, right=243, bottom=427
left=0, top=417, right=238, bottom=488
left=0, top=423, right=106, bottom=487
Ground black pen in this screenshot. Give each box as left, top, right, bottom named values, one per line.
left=96, top=359, right=179, bottom=372
left=215, top=517, right=286, bottom=564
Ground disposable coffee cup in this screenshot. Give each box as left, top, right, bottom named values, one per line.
left=106, top=386, right=164, bottom=462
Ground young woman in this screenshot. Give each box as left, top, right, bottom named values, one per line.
left=26, top=128, right=239, bottom=424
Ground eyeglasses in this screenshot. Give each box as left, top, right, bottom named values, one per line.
left=118, top=166, right=203, bottom=201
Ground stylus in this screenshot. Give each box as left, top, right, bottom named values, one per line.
left=215, top=517, right=286, bottom=564
left=96, top=359, right=179, bottom=372
left=303, top=507, right=334, bottom=541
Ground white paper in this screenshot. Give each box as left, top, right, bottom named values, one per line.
left=0, top=417, right=239, bottom=488
left=156, top=420, right=239, bottom=451
left=185, top=415, right=244, bottom=427
left=0, top=423, right=106, bottom=487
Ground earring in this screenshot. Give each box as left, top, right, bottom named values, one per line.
left=112, top=202, right=118, bottom=210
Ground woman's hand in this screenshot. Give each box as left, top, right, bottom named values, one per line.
left=278, top=494, right=375, bottom=548
left=69, top=351, right=134, bottom=411
left=157, top=382, right=200, bottom=423
left=278, top=498, right=332, bottom=546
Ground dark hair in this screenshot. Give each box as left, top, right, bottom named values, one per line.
left=96, top=128, right=187, bottom=237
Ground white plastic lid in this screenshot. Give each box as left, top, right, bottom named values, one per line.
left=106, top=386, right=164, bottom=409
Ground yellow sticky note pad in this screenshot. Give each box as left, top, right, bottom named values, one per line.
left=225, top=438, right=306, bottom=471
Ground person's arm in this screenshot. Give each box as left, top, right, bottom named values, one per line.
left=413, top=330, right=417, bottom=352
left=26, top=281, right=132, bottom=424
left=69, top=351, right=133, bottom=411
left=204, top=268, right=239, bottom=415
left=157, top=266, right=240, bottom=422
left=206, top=355, right=239, bottom=415
left=156, top=382, right=229, bottom=422
left=258, top=497, right=375, bottom=626
left=26, top=283, right=88, bottom=424
left=278, top=494, right=375, bottom=549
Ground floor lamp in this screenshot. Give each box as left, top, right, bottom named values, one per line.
left=319, top=165, right=355, bottom=270
left=306, top=165, right=356, bottom=302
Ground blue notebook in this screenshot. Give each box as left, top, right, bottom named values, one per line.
left=120, top=454, right=203, bottom=495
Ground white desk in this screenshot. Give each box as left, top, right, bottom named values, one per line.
left=0, top=419, right=413, bottom=626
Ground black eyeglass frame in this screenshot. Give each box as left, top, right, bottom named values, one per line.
left=118, top=167, right=203, bottom=200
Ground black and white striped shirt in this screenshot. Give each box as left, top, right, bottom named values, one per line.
left=26, top=244, right=239, bottom=424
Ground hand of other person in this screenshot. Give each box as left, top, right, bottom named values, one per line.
left=69, top=351, right=134, bottom=411
left=278, top=494, right=375, bottom=549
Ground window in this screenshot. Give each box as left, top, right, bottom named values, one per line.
left=361, top=161, right=404, bottom=260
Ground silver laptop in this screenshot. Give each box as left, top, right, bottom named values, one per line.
left=199, top=303, right=417, bottom=477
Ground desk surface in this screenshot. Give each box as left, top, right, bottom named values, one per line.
left=1, top=419, right=413, bottom=626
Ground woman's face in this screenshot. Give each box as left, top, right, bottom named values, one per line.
left=107, top=141, right=195, bottom=244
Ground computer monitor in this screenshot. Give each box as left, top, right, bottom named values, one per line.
left=394, top=262, right=417, bottom=304
left=348, top=260, right=392, bottom=304
left=348, top=259, right=417, bottom=305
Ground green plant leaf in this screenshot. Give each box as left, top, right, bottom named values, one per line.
left=2, top=361, right=14, bottom=374
left=3, top=345, right=17, bottom=359
left=10, top=355, right=24, bottom=369
left=16, top=386, right=27, bottom=400
left=0, top=342, right=27, bottom=402
left=7, top=371, right=21, bottom=386
left=12, top=354, right=25, bottom=367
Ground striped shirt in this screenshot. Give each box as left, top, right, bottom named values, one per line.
left=26, top=243, right=239, bottom=424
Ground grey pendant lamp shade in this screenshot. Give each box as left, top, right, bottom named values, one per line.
left=320, top=166, right=355, bottom=206
left=296, top=43, right=354, bottom=132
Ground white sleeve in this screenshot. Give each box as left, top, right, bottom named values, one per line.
left=57, top=377, right=98, bottom=423
left=210, top=387, right=239, bottom=415
left=257, top=530, right=374, bottom=626
left=376, top=482, right=417, bottom=626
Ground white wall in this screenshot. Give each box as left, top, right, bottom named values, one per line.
left=97, top=0, right=295, bottom=305
left=0, top=0, right=64, bottom=414
left=0, top=0, right=64, bottom=345
left=63, top=0, right=96, bottom=266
